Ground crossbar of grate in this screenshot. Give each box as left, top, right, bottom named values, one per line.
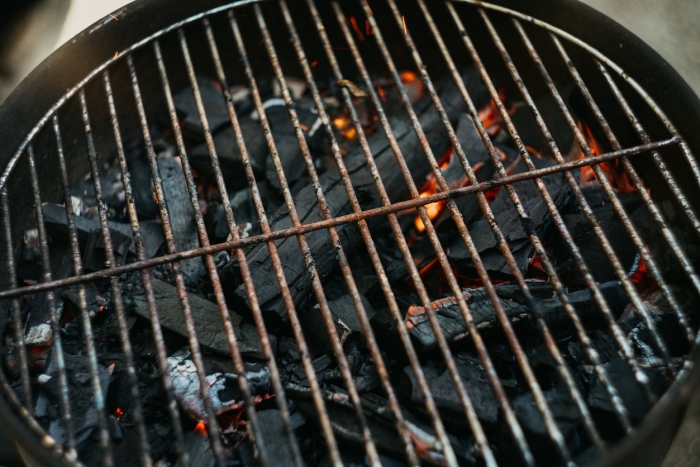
left=0, top=139, right=672, bottom=301
left=0, top=1, right=697, bottom=466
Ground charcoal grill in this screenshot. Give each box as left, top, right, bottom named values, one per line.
left=1, top=0, right=700, bottom=466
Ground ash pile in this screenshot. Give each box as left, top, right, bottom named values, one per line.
left=3, top=67, right=698, bottom=467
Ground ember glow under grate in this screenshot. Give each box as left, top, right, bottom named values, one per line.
left=1, top=0, right=699, bottom=466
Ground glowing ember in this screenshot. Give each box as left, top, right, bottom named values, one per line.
left=195, top=422, right=208, bottom=436
left=333, top=116, right=357, bottom=140
left=349, top=16, right=365, bottom=41
left=414, top=156, right=452, bottom=233
left=114, top=407, right=124, bottom=421
left=478, top=89, right=513, bottom=136
left=573, top=122, right=634, bottom=193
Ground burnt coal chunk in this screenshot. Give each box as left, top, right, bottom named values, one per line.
left=508, top=85, right=577, bottom=158
left=172, top=77, right=231, bottom=141
left=408, top=281, right=628, bottom=351
left=239, top=409, right=296, bottom=467
left=219, top=71, right=489, bottom=326
left=568, top=330, right=668, bottom=441
left=264, top=103, right=320, bottom=194
left=502, top=387, right=582, bottom=466
left=448, top=157, right=574, bottom=277
left=299, top=294, right=375, bottom=356
left=35, top=352, right=113, bottom=451
left=189, top=116, right=267, bottom=192
left=288, top=385, right=478, bottom=465
left=125, top=147, right=159, bottom=220
left=41, top=203, right=164, bottom=259
left=131, top=279, right=269, bottom=360
left=82, top=228, right=133, bottom=271
left=551, top=198, right=639, bottom=288
left=401, top=353, right=500, bottom=432
left=157, top=157, right=203, bottom=283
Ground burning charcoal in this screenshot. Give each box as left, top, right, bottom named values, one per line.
left=299, top=294, right=375, bottom=356
left=189, top=116, right=268, bottom=192
left=448, top=156, right=574, bottom=277
left=503, top=387, right=581, bottom=466
left=220, top=71, right=490, bottom=325
left=35, top=353, right=113, bottom=451
left=41, top=203, right=164, bottom=258
left=157, top=157, right=203, bottom=283
left=287, top=385, right=478, bottom=465
left=435, top=113, right=496, bottom=239
left=61, top=282, right=110, bottom=320
left=173, top=77, right=231, bottom=141
left=167, top=348, right=270, bottom=425
left=402, top=353, right=501, bottom=432
left=132, top=279, right=269, bottom=360
left=238, top=410, right=296, bottom=467
left=407, top=281, right=628, bottom=352
left=568, top=330, right=668, bottom=440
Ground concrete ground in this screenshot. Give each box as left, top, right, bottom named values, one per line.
left=579, top=0, right=700, bottom=97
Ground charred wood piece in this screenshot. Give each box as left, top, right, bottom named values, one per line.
left=41, top=203, right=164, bottom=259
left=132, top=279, right=268, bottom=360
left=287, top=385, right=478, bottom=466
left=406, top=281, right=628, bottom=352
left=156, top=157, right=203, bottom=284
left=448, top=157, right=574, bottom=277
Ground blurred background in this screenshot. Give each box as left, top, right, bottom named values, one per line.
left=0, top=0, right=698, bottom=465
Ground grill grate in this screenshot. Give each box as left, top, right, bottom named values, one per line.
left=0, top=0, right=698, bottom=466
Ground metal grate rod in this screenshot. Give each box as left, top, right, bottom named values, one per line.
left=102, top=71, right=189, bottom=463
left=365, top=0, right=579, bottom=463
left=551, top=35, right=698, bottom=341
left=72, top=95, right=153, bottom=466
left=228, top=10, right=346, bottom=466
left=445, top=1, right=666, bottom=402
left=0, top=137, right=674, bottom=302
left=127, top=55, right=228, bottom=465
left=509, top=18, right=695, bottom=350
left=2, top=189, right=32, bottom=413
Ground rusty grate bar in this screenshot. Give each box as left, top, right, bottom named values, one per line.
left=102, top=72, right=189, bottom=463
left=0, top=1, right=698, bottom=466
left=0, top=139, right=676, bottom=301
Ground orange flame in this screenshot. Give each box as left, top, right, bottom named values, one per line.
left=478, top=89, right=513, bottom=136
left=574, top=122, right=634, bottom=193
left=349, top=16, right=365, bottom=41
left=414, top=154, right=452, bottom=233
